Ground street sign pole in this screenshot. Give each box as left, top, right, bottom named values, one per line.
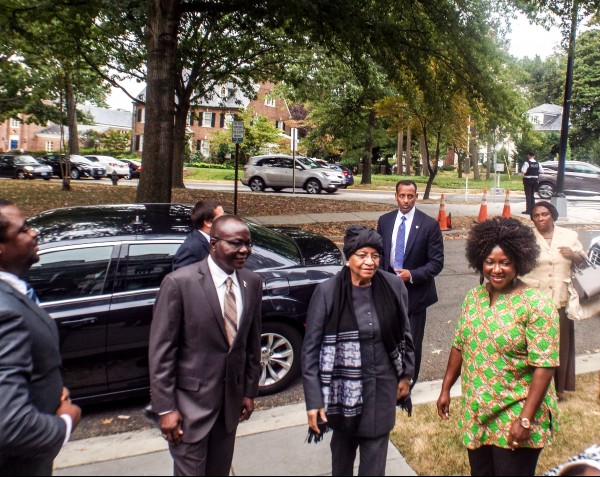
left=291, top=128, right=298, bottom=195
left=232, top=121, right=244, bottom=215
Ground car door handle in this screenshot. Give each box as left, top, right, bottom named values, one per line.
left=61, top=317, right=98, bottom=326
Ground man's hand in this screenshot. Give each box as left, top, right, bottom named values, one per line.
left=240, top=397, right=255, bottom=422
left=394, top=269, right=412, bottom=282
left=56, top=390, right=81, bottom=429
left=160, top=410, right=184, bottom=446
left=397, top=379, right=410, bottom=401
left=307, top=408, right=328, bottom=435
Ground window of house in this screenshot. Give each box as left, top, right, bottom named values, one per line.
left=224, top=113, right=234, bottom=126
left=264, top=97, right=276, bottom=108
left=276, top=120, right=285, bottom=131
left=203, top=112, right=214, bottom=127
left=45, top=142, right=54, bottom=152
left=220, top=86, right=227, bottom=97
left=196, top=140, right=201, bottom=151
left=135, top=135, right=144, bottom=152
left=10, top=118, right=20, bottom=128
left=201, top=140, right=210, bottom=157
left=187, top=111, right=195, bottom=126
left=137, top=108, right=145, bottom=123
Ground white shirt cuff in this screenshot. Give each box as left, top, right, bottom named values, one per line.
left=60, top=414, right=73, bottom=445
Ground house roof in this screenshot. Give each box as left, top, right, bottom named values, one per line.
left=136, top=83, right=257, bottom=110
left=80, top=105, right=132, bottom=128
left=527, top=103, right=563, bottom=115
left=527, top=103, right=563, bottom=132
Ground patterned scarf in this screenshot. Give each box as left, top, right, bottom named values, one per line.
left=319, top=267, right=408, bottom=432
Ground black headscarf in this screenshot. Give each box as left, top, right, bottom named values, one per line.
left=343, top=225, right=384, bottom=260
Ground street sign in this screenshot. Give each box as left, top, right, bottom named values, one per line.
left=291, top=128, right=298, bottom=152
left=232, top=121, right=244, bottom=143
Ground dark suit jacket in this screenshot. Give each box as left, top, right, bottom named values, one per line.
left=149, top=259, right=262, bottom=443
left=377, top=208, right=444, bottom=313
left=302, top=270, right=415, bottom=438
left=0, top=280, right=66, bottom=476
left=173, top=229, right=210, bottom=271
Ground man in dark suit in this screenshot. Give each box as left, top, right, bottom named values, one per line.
left=0, top=200, right=81, bottom=476
left=173, top=199, right=224, bottom=270
left=377, top=181, right=444, bottom=385
left=149, top=216, right=262, bottom=476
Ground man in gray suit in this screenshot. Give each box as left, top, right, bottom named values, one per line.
left=0, top=200, right=81, bottom=476
left=149, top=216, right=262, bottom=476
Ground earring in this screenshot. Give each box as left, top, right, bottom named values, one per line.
left=480, top=275, right=484, bottom=285
left=512, top=276, right=519, bottom=288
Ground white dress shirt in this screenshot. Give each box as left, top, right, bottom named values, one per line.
left=200, top=230, right=211, bottom=243
left=207, top=256, right=244, bottom=326
left=390, top=207, right=416, bottom=266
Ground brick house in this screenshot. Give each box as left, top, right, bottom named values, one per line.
left=132, top=82, right=292, bottom=156
left=0, top=105, right=132, bottom=153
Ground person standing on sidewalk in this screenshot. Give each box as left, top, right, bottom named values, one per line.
left=377, top=180, right=444, bottom=386
left=173, top=199, right=224, bottom=271
left=0, top=200, right=81, bottom=476
left=521, top=151, right=543, bottom=215
left=149, top=216, right=262, bottom=476
left=302, top=226, right=415, bottom=476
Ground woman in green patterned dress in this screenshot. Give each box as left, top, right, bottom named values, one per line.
left=437, top=217, right=560, bottom=476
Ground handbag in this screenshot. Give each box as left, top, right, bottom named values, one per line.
left=566, top=281, right=600, bottom=321
left=571, top=257, right=600, bottom=302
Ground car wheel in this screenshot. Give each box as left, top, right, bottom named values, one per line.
left=124, top=174, right=132, bottom=180
left=272, top=187, right=283, bottom=192
left=249, top=177, right=266, bottom=192
left=258, top=322, right=302, bottom=395
left=537, top=182, right=554, bottom=200
left=70, top=168, right=81, bottom=180
left=16, top=170, right=27, bottom=180
left=43, top=177, right=51, bottom=181
left=305, top=179, right=322, bottom=194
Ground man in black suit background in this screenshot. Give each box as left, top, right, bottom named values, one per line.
left=377, top=181, right=444, bottom=385
left=0, top=200, right=81, bottom=476
left=173, top=199, right=224, bottom=270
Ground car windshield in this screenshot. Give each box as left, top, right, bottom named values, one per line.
left=296, top=157, right=320, bottom=169
left=70, top=155, right=95, bottom=166
left=15, top=155, right=40, bottom=165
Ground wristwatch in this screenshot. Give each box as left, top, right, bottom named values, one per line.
left=401, top=376, right=414, bottom=386
left=519, top=417, right=531, bottom=429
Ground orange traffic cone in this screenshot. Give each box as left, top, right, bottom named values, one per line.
left=477, top=189, right=489, bottom=223
left=502, top=190, right=511, bottom=218
left=446, top=212, right=452, bottom=230
left=438, top=194, right=449, bottom=231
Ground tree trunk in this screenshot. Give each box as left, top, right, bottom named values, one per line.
left=423, top=131, right=441, bottom=200
left=396, top=128, right=403, bottom=175
left=485, top=142, right=492, bottom=181
left=457, top=148, right=464, bottom=179
left=172, top=104, right=190, bottom=189
left=470, top=126, right=480, bottom=180
left=361, top=107, right=376, bottom=185
left=65, top=75, right=79, bottom=155
left=136, top=0, right=179, bottom=204
left=405, top=126, right=412, bottom=176
left=419, top=134, right=429, bottom=178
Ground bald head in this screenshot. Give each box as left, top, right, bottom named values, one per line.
left=210, top=216, right=252, bottom=274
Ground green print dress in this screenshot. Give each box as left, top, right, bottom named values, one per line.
left=453, top=285, right=560, bottom=450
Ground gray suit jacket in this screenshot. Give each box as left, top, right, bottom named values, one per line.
left=0, top=280, right=66, bottom=476
left=149, top=259, right=262, bottom=443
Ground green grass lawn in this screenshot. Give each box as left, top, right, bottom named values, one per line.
left=184, top=166, right=236, bottom=181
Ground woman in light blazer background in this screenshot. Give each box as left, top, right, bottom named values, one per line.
left=523, top=201, right=585, bottom=396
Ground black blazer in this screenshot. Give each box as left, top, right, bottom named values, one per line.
left=377, top=208, right=444, bottom=313
left=173, top=229, right=210, bottom=271
left=0, top=280, right=66, bottom=476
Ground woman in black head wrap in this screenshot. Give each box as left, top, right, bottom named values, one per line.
left=302, top=225, right=416, bottom=476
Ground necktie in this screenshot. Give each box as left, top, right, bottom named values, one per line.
left=394, top=216, right=407, bottom=270
left=25, top=283, right=40, bottom=305
left=223, top=277, right=238, bottom=347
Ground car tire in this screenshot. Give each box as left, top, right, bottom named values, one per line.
left=272, top=187, right=283, bottom=192
left=70, top=168, right=81, bottom=180
left=325, top=189, right=337, bottom=194
left=305, top=179, right=322, bottom=194
left=43, top=177, right=51, bottom=181
left=15, top=170, right=27, bottom=180
left=249, top=177, right=266, bottom=192
left=124, top=174, right=132, bottom=180
left=537, top=182, right=554, bottom=200
left=258, top=322, right=302, bottom=396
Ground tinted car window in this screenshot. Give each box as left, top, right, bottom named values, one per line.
left=26, top=246, right=114, bottom=302
left=114, top=242, right=181, bottom=292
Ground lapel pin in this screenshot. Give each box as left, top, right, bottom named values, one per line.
left=416, top=225, right=420, bottom=229
left=243, top=281, right=248, bottom=288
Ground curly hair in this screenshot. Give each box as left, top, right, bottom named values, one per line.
left=465, top=217, right=540, bottom=276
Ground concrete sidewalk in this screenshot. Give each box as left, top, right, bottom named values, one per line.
left=54, top=353, right=600, bottom=476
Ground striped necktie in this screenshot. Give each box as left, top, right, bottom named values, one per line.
left=394, top=216, right=407, bottom=270
left=223, top=277, right=238, bottom=347
left=25, top=282, right=40, bottom=305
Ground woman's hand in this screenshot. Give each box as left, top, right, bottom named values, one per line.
left=559, top=246, right=585, bottom=266
left=508, top=419, right=532, bottom=450
left=436, top=391, right=451, bottom=420
left=307, top=408, right=328, bottom=435
left=397, top=379, right=411, bottom=401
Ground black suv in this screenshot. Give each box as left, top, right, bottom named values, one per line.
left=39, top=153, right=106, bottom=180
left=24, top=204, right=343, bottom=403
left=0, top=154, right=53, bottom=180
left=538, top=161, right=600, bottom=199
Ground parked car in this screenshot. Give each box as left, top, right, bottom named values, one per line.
left=39, top=154, right=106, bottom=180
left=85, top=155, right=130, bottom=178
left=329, top=163, right=355, bottom=188
left=242, top=155, right=345, bottom=194
left=121, top=159, right=142, bottom=180
left=23, top=204, right=343, bottom=404
left=537, top=161, right=600, bottom=199
left=0, top=154, right=53, bottom=180
left=589, top=236, right=600, bottom=266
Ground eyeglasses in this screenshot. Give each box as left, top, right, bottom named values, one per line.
left=354, top=252, right=381, bottom=262
left=213, top=237, right=253, bottom=250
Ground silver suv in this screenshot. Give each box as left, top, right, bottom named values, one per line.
left=538, top=160, right=600, bottom=199
left=242, top=155, right=345, bottom=194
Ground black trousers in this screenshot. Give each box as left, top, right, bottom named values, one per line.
left=409, top=309, right=427, bottom=386
left=468, top=446, right=543, bottom=476
left=168, top=411, right=237, bottom=476
left=523, top=178, right=539, bottom=213
left=330, top=430, right=390, bottom=476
